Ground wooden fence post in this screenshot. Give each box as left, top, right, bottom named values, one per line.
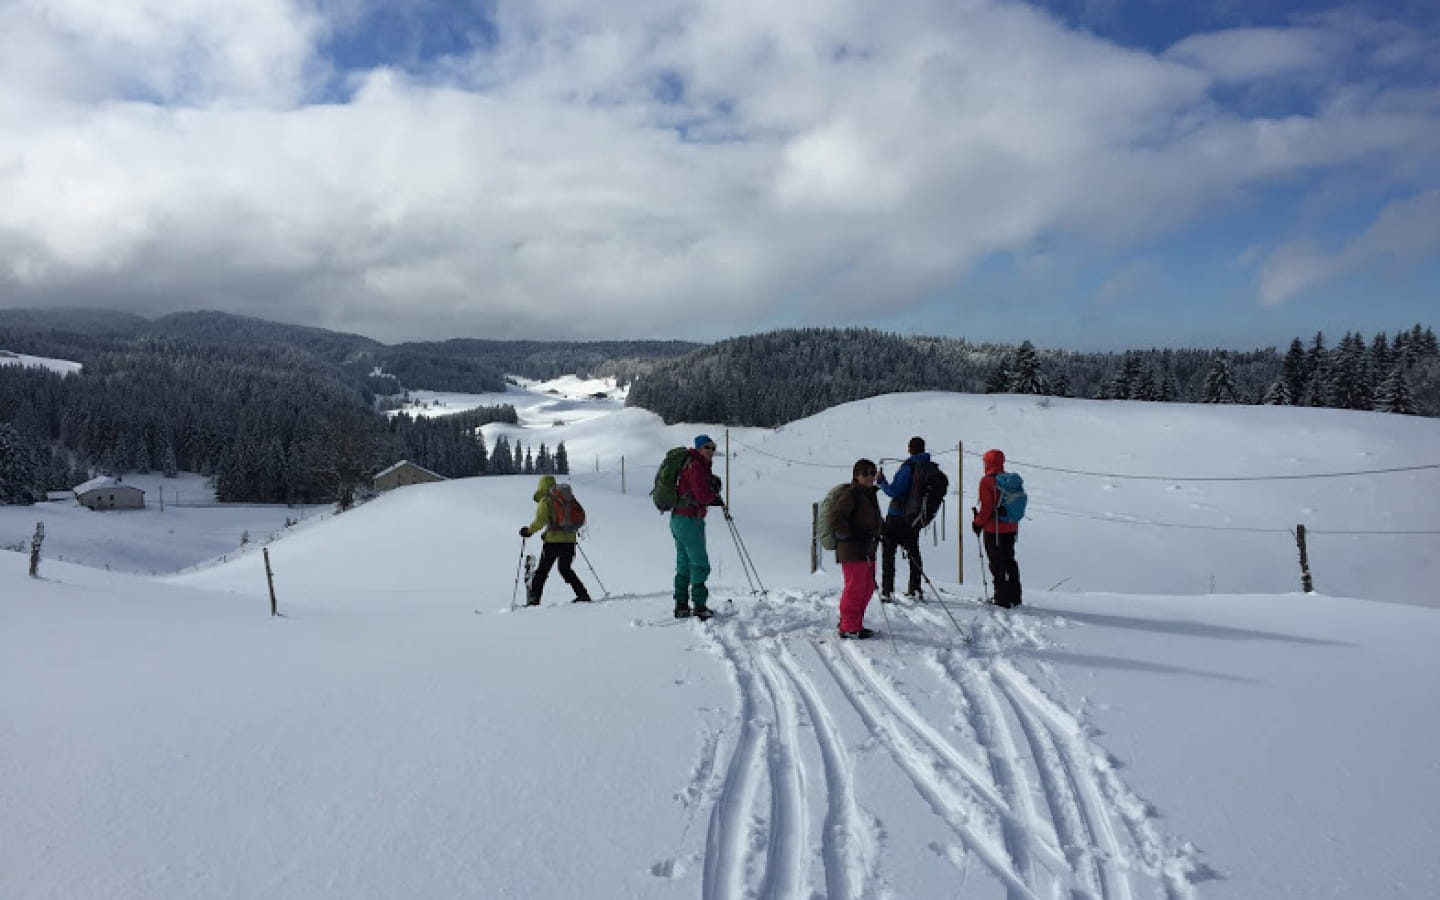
left=263, top=547, right=279, bottom=616
left=724, top=429, right=731, bottom=510
left=957, top=441, right=964, bottom=584
left=811, top=502, right=819, bottom=573
left=1295, top=524, right=1314, bottom=593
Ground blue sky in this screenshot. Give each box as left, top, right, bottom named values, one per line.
left=0, top=0, right=1435, bottom=351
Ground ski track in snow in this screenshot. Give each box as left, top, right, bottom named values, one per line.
left=658, top=588, right=1204, bottom=900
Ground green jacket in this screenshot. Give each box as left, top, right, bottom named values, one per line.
left=526, top=475, right=577, bottom=543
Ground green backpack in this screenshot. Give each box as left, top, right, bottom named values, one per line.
left=651, top=447, right=692, bottom=512
left=817, top=483, right=851, bottom=551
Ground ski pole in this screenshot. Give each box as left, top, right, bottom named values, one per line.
left=872, top=567, right=899, bottom=654
left=901, top=545, right=968, bottom=643
left=510, top=536, right=528, bottom=610
left=575, top=541, right=610, bottom=597
left=722, top=505, right=767, bottom=596
left=972, top=507, right=990, bottom=604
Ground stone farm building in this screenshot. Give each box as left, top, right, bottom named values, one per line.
left=373, top=460, right=447, bottom=493
left=74, top=476, right=146, bottom=510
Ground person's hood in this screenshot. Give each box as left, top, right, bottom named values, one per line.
left=983, top=449, right=1006, bottom=476
left=533, top=474, right=557, bottom=502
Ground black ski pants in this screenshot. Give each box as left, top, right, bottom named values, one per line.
left=983, top=531, right=1021, bottom=607
left=881, top=517, right=922, bottom=596
left=529, top=542, right=589, bottom=603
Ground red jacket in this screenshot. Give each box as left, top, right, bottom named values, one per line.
left=973, top=449, right=1019, bottom=535
left=673, top=448, right=718, bottom=518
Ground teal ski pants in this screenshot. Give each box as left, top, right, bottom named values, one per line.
left=669, top=514, right=710, bottom=608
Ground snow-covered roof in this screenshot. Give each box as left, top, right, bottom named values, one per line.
left=372, top=460, right=446, bottom=481
left=73, top=476, right=145, bottom=495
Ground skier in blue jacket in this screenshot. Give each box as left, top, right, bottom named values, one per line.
left=876, top=436, right=928, bottom=601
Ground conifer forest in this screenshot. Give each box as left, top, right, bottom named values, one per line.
left=2, top=309, right=1435, bottom=506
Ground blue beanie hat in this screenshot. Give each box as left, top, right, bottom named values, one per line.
left=694, top=434, right=715, bottom=449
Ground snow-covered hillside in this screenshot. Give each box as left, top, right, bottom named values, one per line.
left=4, top=391, right=1438, bottom=899
left=0, top=349, right=83, bottom=375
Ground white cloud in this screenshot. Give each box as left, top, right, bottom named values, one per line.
left=1257, top=189, right=1440, bottom=306
left=0, top=0, right=1436, bottom=340
left=1164, top=27, right=1339, bottom=83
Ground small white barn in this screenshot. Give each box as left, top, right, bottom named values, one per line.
left=372, top=460, right=447, bottom=493
left=74, top=476, right=146, bottom=510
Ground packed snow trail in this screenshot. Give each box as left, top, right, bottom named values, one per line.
left=658, top=589, right=1203, bottom=899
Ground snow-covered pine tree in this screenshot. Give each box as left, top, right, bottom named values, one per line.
left=1328, top=332, right=1373, bottom=411
left=1281, top=338, right=1307, bottom=405
left=985, top=353, right=1013, bottom=393
left=1007, top=341, right=1050, bottom=395
left=1374, top=364, right=1416, bottom=414
left=491, top=437, right=514, bottom=475
left=554, top=441, right=569, bottom=475
left=1263, top=379, right=1292, bottom=405
left=0, top=423, right=41, bottom=504
left=1202, top=354, right=1240, bottom=403
left=1133, top=369, right=1159, bottom=401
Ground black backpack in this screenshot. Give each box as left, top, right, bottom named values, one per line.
left=903, top=459, right=948, bottom=529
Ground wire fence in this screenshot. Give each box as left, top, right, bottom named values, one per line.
left=562, top=434, right=1440, bottom=539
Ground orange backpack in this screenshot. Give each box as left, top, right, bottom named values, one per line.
left=548, top=484, right=586, bottom=533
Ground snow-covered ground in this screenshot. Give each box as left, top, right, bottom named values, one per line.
left=387, top=374, right=627, bottom=429
left=0, top=473, right=327, bottom=575
left=4, top=392, right=1439, bottom=899
left=0, top=349, right=83, bottom=375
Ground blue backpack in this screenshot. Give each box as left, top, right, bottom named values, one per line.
left=993, top=472, right=1027, bottom=523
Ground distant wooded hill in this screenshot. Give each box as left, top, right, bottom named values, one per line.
left=0, top=309, right=698, bottom=505
left=1, top=310, right=1434, bottom=507
left=625, top=326, right=1439, bottom=427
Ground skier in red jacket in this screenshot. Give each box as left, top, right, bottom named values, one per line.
left=972, top=448, right=1021, bottom=608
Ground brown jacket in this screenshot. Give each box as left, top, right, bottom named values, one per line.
left=829, top=482, right=883, bottom=564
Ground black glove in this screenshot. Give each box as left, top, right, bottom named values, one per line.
left=708, top=474, right=722, bottom=493
left=709, top=495, right=725, bottom=507
left=971, top=523, right=982, bottom=536
left=519, top=526, right=531, bottom=538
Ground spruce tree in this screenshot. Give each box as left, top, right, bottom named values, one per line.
left=554, top=441, right=569, bottom=475
left=1133, top=369, right=1159, bottom=401
left=0, top=423, right=40, bottom=504
left=491, top=437, right=513, bottom=475
left=1281, top=338, right=1307, bottom=404
left=1007, top=341, right=1049, bottom=395
left=985, top=354, right=1013, bottom=393
left=1263, top=378, right=1291, bottom=405
left=1374, top=364, right=1416, bottom=414
left=1202, top=354, right=1239, bottom=403
left=1329, top=333, right=1373, bottom=410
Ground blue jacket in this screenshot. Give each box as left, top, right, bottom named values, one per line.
left=878, top=452, right=931, bottom=520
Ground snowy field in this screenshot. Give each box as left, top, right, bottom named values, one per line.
left=0, top=349, right=83, bottom=375
left=4, top=390, right=1439, bottom=899
left=0, top=472, right=327, bottom=575
left=387, top=374, right=626, bottom=430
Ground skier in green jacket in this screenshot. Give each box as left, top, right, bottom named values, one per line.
left=519, top=474, right=592, bottom=606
